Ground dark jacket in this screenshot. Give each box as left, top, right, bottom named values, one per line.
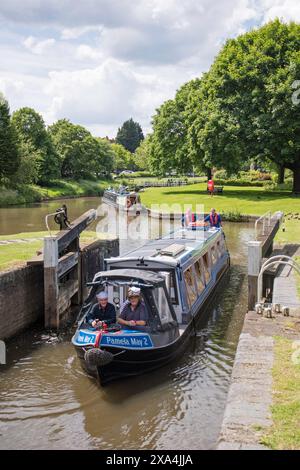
left=119, top=300, right=149, bottom=323
left=86, top=302, right=116, bottom=326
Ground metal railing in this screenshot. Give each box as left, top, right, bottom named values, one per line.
left=45, top=210, right=65, bottom=236
left=257, top=255, right=300, bottom=302
left=254, top=211, right=271, bottom=240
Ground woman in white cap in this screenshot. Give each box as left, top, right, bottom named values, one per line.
left=118, top=287, right=148, bottom=328
left=86, top=291, right=116, bottom=328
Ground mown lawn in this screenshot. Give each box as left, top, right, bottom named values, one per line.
left=140, top=183, right=300, bottom=215
left=261, top=337, right=300, bottom=450
left=0, top=230, right=99, bottom=272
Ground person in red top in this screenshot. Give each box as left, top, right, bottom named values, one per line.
left=207, top=179, right=215, bottom=196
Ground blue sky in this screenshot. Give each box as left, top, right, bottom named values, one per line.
left=0, top=0, right=299, bottom=137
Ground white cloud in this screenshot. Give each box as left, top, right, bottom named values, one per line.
left=23, top=36, right=55, bottom=54
left=261, top=0, right=300, bottom=23
left=61, top=25, right=103, bottom=40
left=76, top=44, right=104, bottom=61
left=0, top=1, right=299, bottom=136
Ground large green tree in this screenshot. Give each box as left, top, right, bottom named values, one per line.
left=49, top=119, right=114, bottom=178
left=188, top=19, right=300, bottom=192
left=48, top=119, right=92, bottom=178
left=0, top=93, right=20, bottom=181
left=150, top=79, right=202, bottom=176
left=116, top=118, right=144, bottom=153
left=12, top=107, right=60, bottom=183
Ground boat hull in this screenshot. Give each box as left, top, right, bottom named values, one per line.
left=74, top=258, right=229, bottom=385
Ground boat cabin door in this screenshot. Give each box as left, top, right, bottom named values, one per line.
left=107, top=284, right=127, bottom=315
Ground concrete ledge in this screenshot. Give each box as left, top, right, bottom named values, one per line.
left=217, top=331, right=273, bottom=450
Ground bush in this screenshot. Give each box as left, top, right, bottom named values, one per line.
left=213, top=169, right=228, bottom=179
left=214, top=178, right=264, bottom=187
left=222, top=210, right=245, bottom=222
left=0, top=188, right=23, bottom=206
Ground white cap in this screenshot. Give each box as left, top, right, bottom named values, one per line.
left=96, top=291, right=108, bottom=300
left=128, top=286, right=141, bottom=297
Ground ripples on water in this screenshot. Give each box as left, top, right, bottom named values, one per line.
left=0, top=208, right=254, bottom=449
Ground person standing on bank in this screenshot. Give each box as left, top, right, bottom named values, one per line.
left=204, top=208, right=222, bottom=228
left=86, top=291, right=116, bottom=327
left=118, top=287, right=148, bottom=328
left=207, top=179, right=215, bottom=196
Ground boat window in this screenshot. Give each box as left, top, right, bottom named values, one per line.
left=152, top=287, right=174, bottom=324
left=194, top=259, right=205, bottom=294
left=211, top=245, right=218, bottom=264
left=216, top=239, right=224, bottom=257
left=219, top=237, right=225, bottom=254
left=202, top=253, right=211, bottom=284
left=159, top=271, right=178, bottom=304
left=184, top=267, right=197, bottom=306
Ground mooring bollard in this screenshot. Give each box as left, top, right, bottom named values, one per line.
left=282, top=306, right=290, bottom=317
left=263, top=307, right=273, bottom=318
left=255, top=303, right=263, bottom=314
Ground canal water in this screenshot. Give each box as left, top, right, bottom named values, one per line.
left=0, top=198, right=254, bottom=449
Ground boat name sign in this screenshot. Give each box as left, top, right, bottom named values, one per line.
left=100, top=333, right=153, bottom=349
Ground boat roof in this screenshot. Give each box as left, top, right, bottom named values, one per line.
left=106, top=227, right=222, bottom=267
left=104, top=188, right=137, bottom=196
left=94, top=268, right=165, bottom=285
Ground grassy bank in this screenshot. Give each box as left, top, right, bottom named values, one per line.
left=140, top=183, right=300, bottom=244
left=140, top=182, right=300, bottom=215
left=261, top=337, right=300, bottom=450
left=0, top=230, right=99, bottom=272
left=0, top=178, right=111, bottom=207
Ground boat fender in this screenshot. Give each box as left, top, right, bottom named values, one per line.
left=84, top=348, right=114, bottom=367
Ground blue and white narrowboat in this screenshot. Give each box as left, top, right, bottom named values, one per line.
left=72, top=226, right=230, bottom=385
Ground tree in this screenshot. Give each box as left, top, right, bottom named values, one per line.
left=188, top=20, right=300, bottom=192
left=134, top=135, right=152, bottom=171
left=11, top=141, right=42, bottom=185
left=48, top=119, right=91, bottom=178
left=94, top=138, right=115, bottom=177
left=150, top=80, right=201, bottom=176
left=49, top=119, right=114, bottom=178
left=111, top=142, right=133, bottom=172
left=116, top=118, right=144, bottom=153
left=12, top=107, right=60, bottom=183
left=0, top=93, right=20, bottom=181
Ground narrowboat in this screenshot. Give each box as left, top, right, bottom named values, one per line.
left=72, top=226, right=230, bottom=385
left=102, top=187, right=142, bottom=212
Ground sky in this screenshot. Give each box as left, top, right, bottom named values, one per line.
left=0, top=0, right=299, bottom=138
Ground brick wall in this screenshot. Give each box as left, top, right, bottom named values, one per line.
left=0, top=238, right=119, bottom=340
left=0, top=264, right=44, bottom=340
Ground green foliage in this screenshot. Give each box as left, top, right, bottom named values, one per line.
left=150, top=79, right=201, bottom=176
left=111, top=142, right=134, bottom=172
left=116, top=118, right=144, bottom=153
left=12, top=107, right=60, bottom=184
left=11, top=141, right=42, bottom=185
left=0, top=92, right=20, bottom=181
left=48, top=119, right=114, bottom=179
left=134, top=135, right=151, bottom=171
left=188, top=20, right=300, bottom=192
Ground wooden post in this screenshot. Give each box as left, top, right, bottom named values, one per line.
left=44, top=236, right=59, bottom=328
left=248, top=240, right=262, bottom=310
